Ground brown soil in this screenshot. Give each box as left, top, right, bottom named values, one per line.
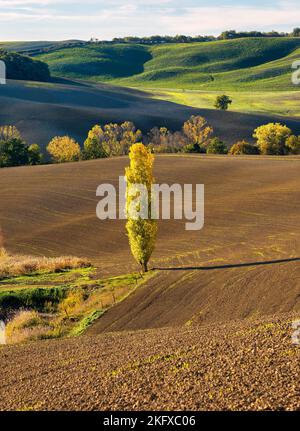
left=0, top=313, right=299, bottom=411
left=1, top=79, right=300, bottom=149
left=0, top=155, right=299, bottom=410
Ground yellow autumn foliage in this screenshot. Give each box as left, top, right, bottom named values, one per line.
left=47, top=136, right=81, bottom=163
left=125, top=143, right=157, bottom=272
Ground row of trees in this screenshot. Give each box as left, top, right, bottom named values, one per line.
left=46, top=121, right=143, bottom=163
left=87, top=28, right=300, bottom=46
left=46, top=118, right=300, bottom=162
left=1, top=119, right=300, bottom=168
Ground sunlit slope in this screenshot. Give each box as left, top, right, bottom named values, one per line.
left=0, top=155, right=299, bottom=329
left=3, top=80, right=300, bottom=149
left=36, top=38, right=300, bottom=90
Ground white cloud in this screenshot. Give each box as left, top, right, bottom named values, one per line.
left=0, top=1, right=299, bottom=40
left=160, top=4, right=300, bottom=34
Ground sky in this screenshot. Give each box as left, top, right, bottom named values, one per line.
left=0, top=0, right=300, bottom=41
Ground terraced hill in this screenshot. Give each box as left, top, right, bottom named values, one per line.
left=34, top=38, right=300, bottom=91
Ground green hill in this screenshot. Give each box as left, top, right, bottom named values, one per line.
left=35, top=38, right=300, bottom=91
left=0, top=49, right=50, bottom=82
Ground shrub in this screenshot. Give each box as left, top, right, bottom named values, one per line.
left=285, top=135, right=300, bottom=154
left=28, top=144, right=43, bottom=165
left=47, top=136, right=81, bottom=163
left=5, top=310, right=50, bottom=344
left=58, top=288, right=86, bottom=317
left=230, top=140, right=260, bottom=155
left=206, top=138, right=228, bottom=154
left=182, top=143, right=206, bottom=153
left=0, top=138, right=28, bottom=167
left=253, top=123, right=292, bottom=155
left=0, top=126, right=42, bottom=168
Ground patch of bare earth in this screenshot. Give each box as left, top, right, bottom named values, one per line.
left=0, top=313, right=299, bottom=411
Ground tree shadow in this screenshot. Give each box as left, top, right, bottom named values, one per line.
left=155, top=257, right=300, bottom=271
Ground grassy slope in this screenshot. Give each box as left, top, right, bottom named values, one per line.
left=152, top=89, right=300, bottom=117
left=33, top=38, right=300, bottom=116
left=35, top=38, right=300, bottom=91
left=0, top=42, right=56, bottom=52
left=0, top=265, right=153, bottom=340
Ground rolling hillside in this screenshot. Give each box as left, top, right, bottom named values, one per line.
left=1, top=155, right=299, bottom=410
left=0, top=155, right=299, bottom=323
left=1, top=79, right=300, bottom=151
left=0, top=40, right=84, bottom=55
left=34, top=38, right=300, bottom=91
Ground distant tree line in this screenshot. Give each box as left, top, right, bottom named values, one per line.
left=89, top=28, right=300, bottom=45
left=21, top=28, right=300, bottom=57
left=1, top=118, right=299, bottom=168
left=0, top=49, right=50, bottom=82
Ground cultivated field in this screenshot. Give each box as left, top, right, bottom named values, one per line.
left=0, top=313, right=298, bottom=411
left=1, top=155, right=300, bottom=318
left=1, top=79, right=300, bottom=150
left=0, top=154, right=299, bottom=410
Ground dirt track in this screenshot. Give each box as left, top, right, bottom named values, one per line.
left=0, top=313, right=299, bottom=411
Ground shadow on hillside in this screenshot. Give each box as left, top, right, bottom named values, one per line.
left=50, top=77, right=91, bottom=87
left=155, top=257, right=300, bottom=271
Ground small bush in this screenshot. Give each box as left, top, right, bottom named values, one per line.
left=5, top=310, right=50, bottom=344
left=286, top=135, right=300, bottom=154
left=0, top=126, right=42, bottom=168
left=182, top=143, right=206, bottom=153
left=230, top=140, right=260, bottom=155
left=58, top=288, right=86, bottom=317
left=206, top=138, right=228, bottom=154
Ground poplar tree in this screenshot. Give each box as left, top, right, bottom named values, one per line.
left=125, top=143, right=157, bottom=272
